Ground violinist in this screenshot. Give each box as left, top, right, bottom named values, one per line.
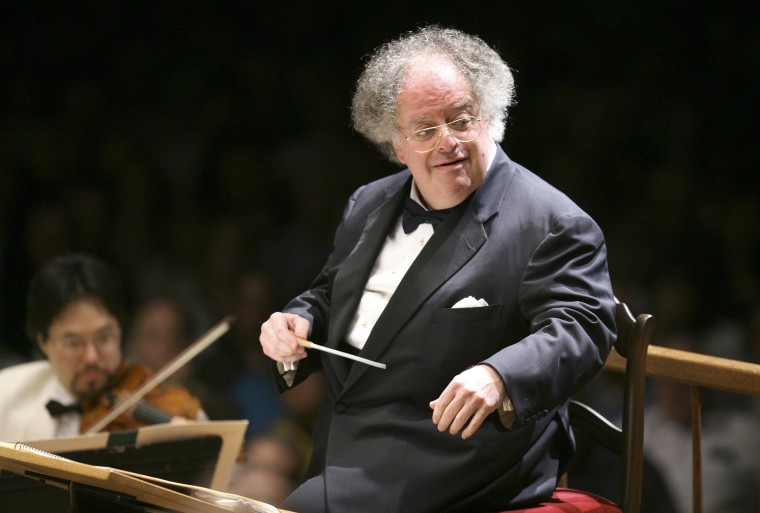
left=0, top=252, right=207, bottom=442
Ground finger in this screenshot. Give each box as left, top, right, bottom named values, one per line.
left=273, top=324, right=299, bottom=351
left=460, top=408, right=490, bottom=440
left=435, top=396, right=466, bottom=433
left=285, top=322, right=311, bottom=358
left=447, top=402, right=476, bottom=436
left=279, top=338, right=307, bottom=361
left=290, top=316, right=311, bottom=340
left=431, top=392, right=453, bottom=425
left=272, top=320, right=308, bottom=357
left=259, top=329, right=281, bottom=361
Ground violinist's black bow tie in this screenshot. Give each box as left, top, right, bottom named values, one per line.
left=46, top=399, right=83, bottom=417
left=402, top=197, right=451, bottom=234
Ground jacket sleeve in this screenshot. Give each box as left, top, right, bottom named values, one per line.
left=272, top=185, right=369, bottom=389
left=482, top=213, right=616, bottom=428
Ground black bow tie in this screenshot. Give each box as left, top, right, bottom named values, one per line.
left=402, top=197, right=451, bottom=234
left=46, top=399, right=83, bottom=417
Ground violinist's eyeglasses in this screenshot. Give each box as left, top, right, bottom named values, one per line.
left=402, top=115, right=482, bottom=153
left=53, top=330, right=121, bottom=356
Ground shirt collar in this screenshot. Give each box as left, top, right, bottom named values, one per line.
left=50, top=373, right=78, bottom=405
left=410, top=181, right=426, bottom=208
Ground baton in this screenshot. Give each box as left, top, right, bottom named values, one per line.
left=293, top=334, right=387, bottom=370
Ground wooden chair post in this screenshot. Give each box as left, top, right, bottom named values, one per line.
left=690, top=386, right=703, bottom=513
left=618, top=309, right=653, bottom=513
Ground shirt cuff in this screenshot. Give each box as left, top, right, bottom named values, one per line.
left=498, top=395, right=516, bottom=429
left=276, top=361, right=298, bottom=387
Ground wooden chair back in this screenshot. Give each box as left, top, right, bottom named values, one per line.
left=604, top=323, right=760, bottom=513
left=507, top=299, right=655, bottom=513
left=566, top=299, right=654, bottom=513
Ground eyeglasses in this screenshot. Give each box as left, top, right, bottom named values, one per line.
left=403, top=115, right=482, bottom=153
left=52, top=330, right=121, bottom=356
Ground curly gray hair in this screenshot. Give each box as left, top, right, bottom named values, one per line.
left=351, top=26, right=515, bottom=164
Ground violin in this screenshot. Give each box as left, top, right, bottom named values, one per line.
left=79, top=360, right=202, bottom=433
left=79, top=316, right=233, bottom=434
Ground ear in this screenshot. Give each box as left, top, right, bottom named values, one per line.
left=37, top=334, right=50, bottom=358
left=393, top=143, right=407, bottom=165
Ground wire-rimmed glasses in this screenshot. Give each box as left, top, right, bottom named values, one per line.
left=52, top=329, right=121, bottom=357
left=403, top=115, right=482, bottom=153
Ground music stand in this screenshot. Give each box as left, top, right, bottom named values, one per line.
left=0, top=421, right=259, bottom=513
left=0, top=437, right=287, bottom=513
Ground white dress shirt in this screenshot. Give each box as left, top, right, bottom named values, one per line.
left=345, top=184, right=434, bottom=350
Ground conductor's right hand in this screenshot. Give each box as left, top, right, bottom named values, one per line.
left=259, top=312, right=310, bottom=365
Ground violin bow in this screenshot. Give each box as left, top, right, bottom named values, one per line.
left=84, top=315, right=234, bottom=434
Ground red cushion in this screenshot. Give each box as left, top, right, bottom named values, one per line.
left=501, top=488, right=622, bottom=512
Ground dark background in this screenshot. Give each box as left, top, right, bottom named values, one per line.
left=2, top=3, right=759, bottom=510
left=2, top=1, right=759, bottom=361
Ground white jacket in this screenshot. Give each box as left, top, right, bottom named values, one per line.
left=0, top=360, right=74, bottom=441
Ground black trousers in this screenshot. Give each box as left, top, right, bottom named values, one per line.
left=282, top=474, right=327, bottom=513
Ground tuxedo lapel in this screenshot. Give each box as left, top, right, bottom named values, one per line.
left=340, top=194, right=488, bottom=393
left=327, top=187, right=406, bottom=379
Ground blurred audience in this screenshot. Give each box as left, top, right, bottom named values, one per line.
left=227, top=420, right=311, bottom=506
left=195, top=269, right=325, bottom=439
left=643, top=335, right=760, bottom=513
left=126, top=295, right=197, bottom=387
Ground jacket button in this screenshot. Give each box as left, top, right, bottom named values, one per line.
left=335, top=402, right=347, bottom=413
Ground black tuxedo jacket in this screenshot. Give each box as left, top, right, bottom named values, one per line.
left=278, top=146, right=616, bottom=512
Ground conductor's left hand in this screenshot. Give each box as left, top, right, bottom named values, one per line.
left=429, top=364, right=506, bottom=440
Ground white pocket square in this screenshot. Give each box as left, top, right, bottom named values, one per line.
left=452, top=296, right=489, bottom=308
